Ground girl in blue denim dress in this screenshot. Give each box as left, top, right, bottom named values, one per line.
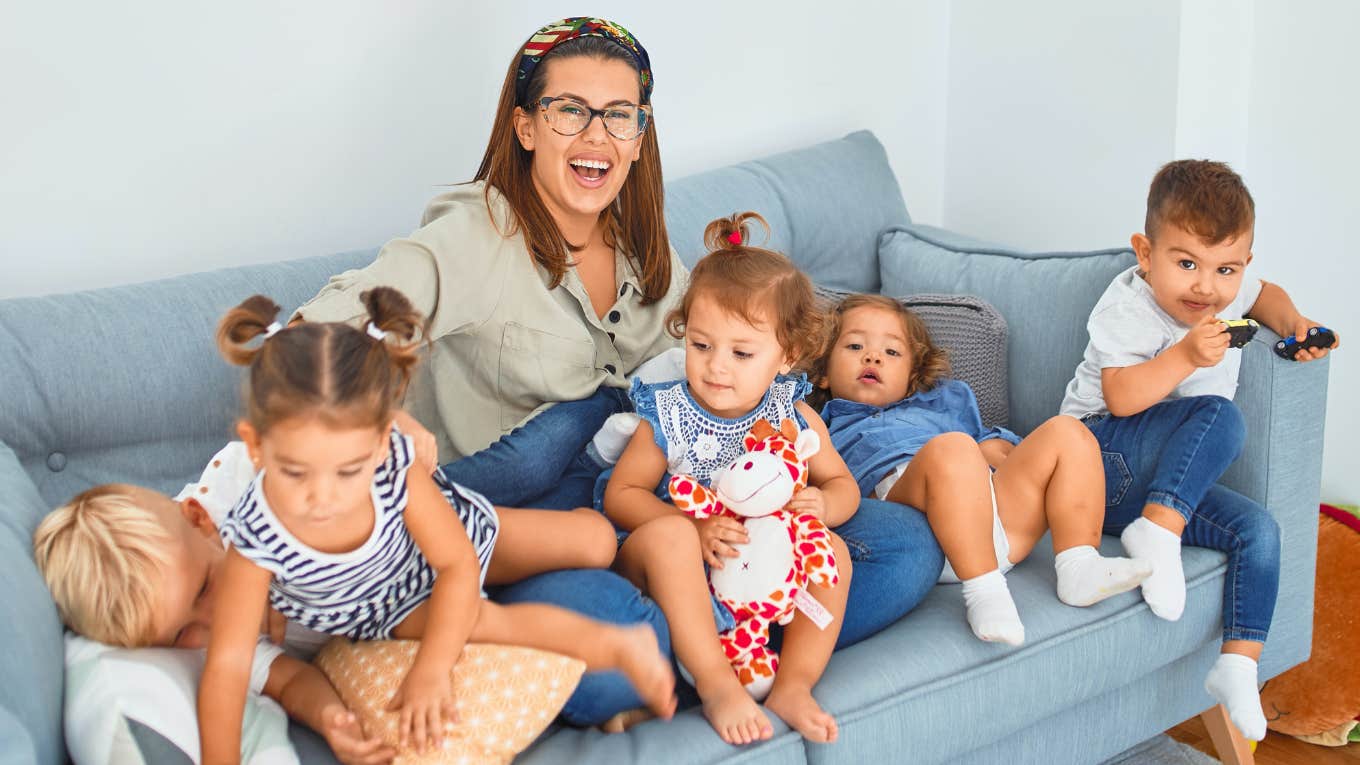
left=602, top=212, right=865, bottom=746
left=813, top=294, right=1152, bottom=648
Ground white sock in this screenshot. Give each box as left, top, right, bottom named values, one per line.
left=1120, top=517, right=1186, bottom=621
left=590, top=413, right=642, bottom=466
left=1205, top=653, right=1267, bottom=741
left=1054, top=545, right=1154, bottom=607
left=960, top=569, right=1025, bottom=646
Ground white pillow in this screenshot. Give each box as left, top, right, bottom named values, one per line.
left=63, top=633, right=297, bottom=765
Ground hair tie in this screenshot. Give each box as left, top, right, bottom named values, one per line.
left=262, top=322, right=283, bottom=339
left=727, top=231, right=742, bottom=246
left=366, top=322, right=388, bottom=342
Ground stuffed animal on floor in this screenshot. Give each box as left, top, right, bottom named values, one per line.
left=669, top=418, right=839, bottom=700
left=1258, top=504, right=1360, bottom=744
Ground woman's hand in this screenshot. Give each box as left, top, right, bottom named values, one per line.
left=387, top=661, right=457, bottom=753
left=786, top=486, right=829, bottom=522
left=694, top=516, right=748, bottom=569
left=319, top=704, right=395, bottom=765
left=391, top=410, right=439, bottom=475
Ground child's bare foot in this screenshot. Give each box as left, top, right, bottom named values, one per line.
left=764, top=682, right=838, bottom=743
left=698, top=678, right=774, bottom=745
left=611, top=625, right=677, bottom=720
left=598, top=708, right=655, bottom=733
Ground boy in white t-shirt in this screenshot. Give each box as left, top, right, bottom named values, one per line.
left=1061, top=159, right=1339, bottom=741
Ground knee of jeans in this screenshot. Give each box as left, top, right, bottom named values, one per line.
left=1239, top=507, right=1282, bottom=563
left=1201, top=396, right=1247, bottom=452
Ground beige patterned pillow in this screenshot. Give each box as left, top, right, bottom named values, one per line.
left=315, top=640, right=586, bottom=765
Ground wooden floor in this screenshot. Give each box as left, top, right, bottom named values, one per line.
left=1169, top=716, right=1360, bottom=764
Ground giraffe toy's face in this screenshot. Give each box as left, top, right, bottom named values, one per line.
left=712, top=420, right=820, bottom=518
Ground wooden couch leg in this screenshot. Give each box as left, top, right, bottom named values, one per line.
left=1200, top=704, right=1255, bottom=765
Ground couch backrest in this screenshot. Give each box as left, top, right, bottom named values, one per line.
left=665, top=130, right=911, bottom=291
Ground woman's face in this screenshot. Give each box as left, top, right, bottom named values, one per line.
left=514, top=56, right=645, bottom=229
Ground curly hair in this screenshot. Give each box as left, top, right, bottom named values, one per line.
left=805, top=294, right=950, bottom=409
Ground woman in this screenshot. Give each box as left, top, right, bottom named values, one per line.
left=297, top=16, right=944, bottom=737
left=296, top=17, right=682, bottom=727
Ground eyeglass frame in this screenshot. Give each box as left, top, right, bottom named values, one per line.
left=536, top=96, right=652, bottom=141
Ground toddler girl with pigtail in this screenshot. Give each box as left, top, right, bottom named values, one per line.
left=199, top=287, right=674, bottom=761
left=603, top=212, right=858, bottom=746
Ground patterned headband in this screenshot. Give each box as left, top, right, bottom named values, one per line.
left=515, top=17, right=653, bottom=106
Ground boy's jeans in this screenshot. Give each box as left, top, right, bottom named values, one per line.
left=1085, top=395, right=1280, bottom=643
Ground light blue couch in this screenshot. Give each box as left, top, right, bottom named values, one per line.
left=0, top=131, right=1328, bottom=764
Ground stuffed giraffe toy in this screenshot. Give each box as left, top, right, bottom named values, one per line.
left=668, top=418, right=840, bottom=700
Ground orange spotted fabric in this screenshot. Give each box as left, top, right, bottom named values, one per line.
left=315, top=640, right=585, bottom=765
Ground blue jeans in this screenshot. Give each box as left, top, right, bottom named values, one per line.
left=440, top=386, right=630, bottom=510
left=833, top=498, right=945, bottom=647
left=444, top=387, right=667, bottom=726
left=1086, top=396, right=1281, bottom=643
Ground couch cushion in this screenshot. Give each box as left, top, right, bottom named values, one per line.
left=0, top=441, right=65, bottom=765
left=667, top=131, right=911, bottom=292
left=0, top=249, right=376, bottom=507
left=878, top=224, right=1134, bottom=434
left=805, top=532, right=1229, bottom=764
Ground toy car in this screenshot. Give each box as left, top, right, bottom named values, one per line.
left=1274, top=326, right=1338, bottom=360
left=1221, top=319, right=1259, bottom=349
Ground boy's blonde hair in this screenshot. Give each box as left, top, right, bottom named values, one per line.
left=32, top=484, right=175, bottom=648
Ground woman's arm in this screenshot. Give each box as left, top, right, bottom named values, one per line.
left=602, top=421, right=678, bottom=531
left=198, top=549, right=274, bottom=765
left=787, top=401, right=861, bottom=528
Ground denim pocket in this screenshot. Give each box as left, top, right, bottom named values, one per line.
left=1101, top=451, right=1133, bottom=507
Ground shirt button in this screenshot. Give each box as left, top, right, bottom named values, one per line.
left=608, top=310, right=621, bottom=323
left=604, top=364, right=617, bottom=375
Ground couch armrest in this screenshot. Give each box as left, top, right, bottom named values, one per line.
left=1222, top=329, right=1329, bottom=676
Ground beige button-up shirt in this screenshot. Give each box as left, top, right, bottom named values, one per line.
left=297, top=181, right=687, bottom=461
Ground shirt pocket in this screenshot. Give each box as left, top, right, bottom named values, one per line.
left=496, top=322, right=598, bottom=430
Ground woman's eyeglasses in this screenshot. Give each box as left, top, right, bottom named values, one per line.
left=537, top=97, right=651, bottom=141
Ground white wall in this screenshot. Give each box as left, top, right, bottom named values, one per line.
left=0, top=0, right=950, bottom=298
left=942, top=0, right=1357, bottom=502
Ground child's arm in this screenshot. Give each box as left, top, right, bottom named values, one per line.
left=603, top=422, right=749, bottom=569
left=1101, top=315, right=1227, bottom=416
left=1246, top=280, right=1340, bottom=361
left=264, top=655, right=395, bottom=765
left=198, top=549, right=275, bottom=765
left=391, top=468, right=484, bottom=750
left=786, top=402, right=861, bottom=528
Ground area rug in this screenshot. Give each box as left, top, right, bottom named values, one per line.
left=1099, top=734, right=1220, bottom=765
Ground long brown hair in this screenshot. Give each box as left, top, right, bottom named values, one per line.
left=216, top=287, right=427, bottom=434
left=475, top=34, right=671, bottom=304
left=666, top=212, right=823, bottom=362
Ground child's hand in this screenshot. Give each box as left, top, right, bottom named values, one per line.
left=387, top=662, right=457, bottom=753
left=1286, top=316, right=1340, bottom=362
left=1176, top=316, right=1231, bottom=368
left=320, top=704, right=395, bottom=765
left=786, top=486, right=829, bottom=522
left=391, top=410, right=439, bottom=475
left=694, top=516, right=748, bottom=569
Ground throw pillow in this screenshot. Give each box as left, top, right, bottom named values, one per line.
left=877, top=223, right=1135, bottom=434
left=813, top=287, right=1010, bottom=428
left=63, top=633, right=297, bottom=765
left=314, top=640, right=586, bottom=765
